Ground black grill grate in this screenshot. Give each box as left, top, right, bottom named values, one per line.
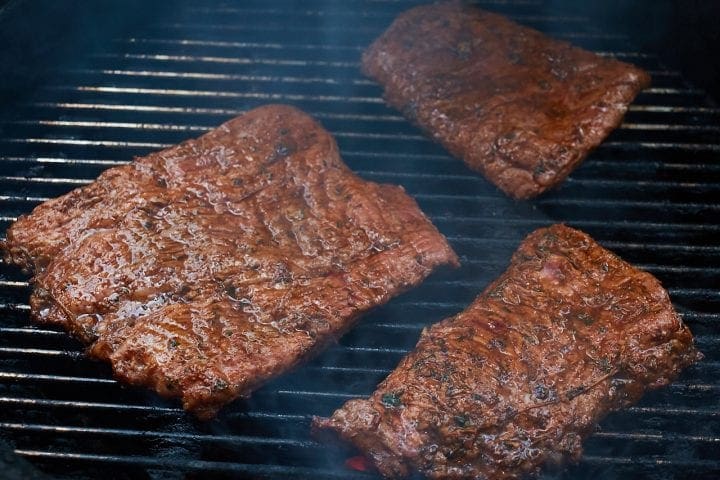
left=0, top=0, right=719, bottom=479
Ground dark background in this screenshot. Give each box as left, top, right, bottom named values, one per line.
left=1, top=0, right=718, bottom=103
left=580, top=0, right=720, bottom=104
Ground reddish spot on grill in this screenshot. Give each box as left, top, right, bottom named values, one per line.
left=345, top=455, right=374, bottom=472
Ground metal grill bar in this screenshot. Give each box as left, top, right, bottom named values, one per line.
left=12, top=451, right=372, bottom=479
left=42, top=84, right=702, bottom=98
left=26, top=100, right=720, bottom=121
left=12, top=119, right=720, bottom=134
left=3, top=422, right=720, bottom=447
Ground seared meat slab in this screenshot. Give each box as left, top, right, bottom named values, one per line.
left=2, top=105, right=458, bottom=419
left=362, top=2, right=651, bottom=199
left=314, top=225, right=700, bottom=479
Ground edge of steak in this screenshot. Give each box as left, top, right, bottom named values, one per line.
left=362, top=2, right=651, bottom=199
left=313, top=224, right=701, bottom=479
left=1, top=104, right=459, bottom=419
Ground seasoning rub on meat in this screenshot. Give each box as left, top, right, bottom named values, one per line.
left=2, top=104, right=459, bottom=419
left=314, top=224, right=700, bottom=479
left=362, top=2, right=651, bottom=199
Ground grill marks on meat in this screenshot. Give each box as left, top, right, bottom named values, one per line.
left=313, top=225, right=700, bottom=479
left=2, top=105, right=459, bottom=419
left=361, top=3, right=652, bottom=199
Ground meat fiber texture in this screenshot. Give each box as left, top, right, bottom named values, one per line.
left=313, top=224, right=701, bottom=479
left=362, top=2, right=651, bottom=199
left=2, top=104, right=459, bottom=419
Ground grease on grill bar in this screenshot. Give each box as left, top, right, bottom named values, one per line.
left=0, top=0, right=719, bottom=479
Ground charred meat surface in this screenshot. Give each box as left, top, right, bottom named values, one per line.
left=314, top=224, right=700, bottom=479
left=362, top=2, right=651, bottom=199
left=1, top=104, right=459, bottom=419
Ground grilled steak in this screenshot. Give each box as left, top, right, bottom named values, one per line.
left=313, top=224, right=700, bottom=479
left=362, top=3, right=651, bottom=199
left=2, top=104, right=459, bottom=419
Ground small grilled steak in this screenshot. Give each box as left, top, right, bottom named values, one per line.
left=2, top=105, right=458, bottom=419
left=362, top=3, right=651, bottom=199
left=314, top=224, right=700, bottom=479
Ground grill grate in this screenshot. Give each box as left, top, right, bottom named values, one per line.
left=0, top=0, right=719, bottom=478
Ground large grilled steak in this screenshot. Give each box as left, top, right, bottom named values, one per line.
left=362, top=2, right=651, bottom=199
left=313, top=224, right=700, bottom=479
left=2, top=104, right=459, bottom=419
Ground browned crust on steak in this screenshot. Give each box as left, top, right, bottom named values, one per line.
left=313, top=224, right=701, bottom=479
left=361, top=2, right=652, bottom=199
left=1, top=104, right=459, bottom=419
